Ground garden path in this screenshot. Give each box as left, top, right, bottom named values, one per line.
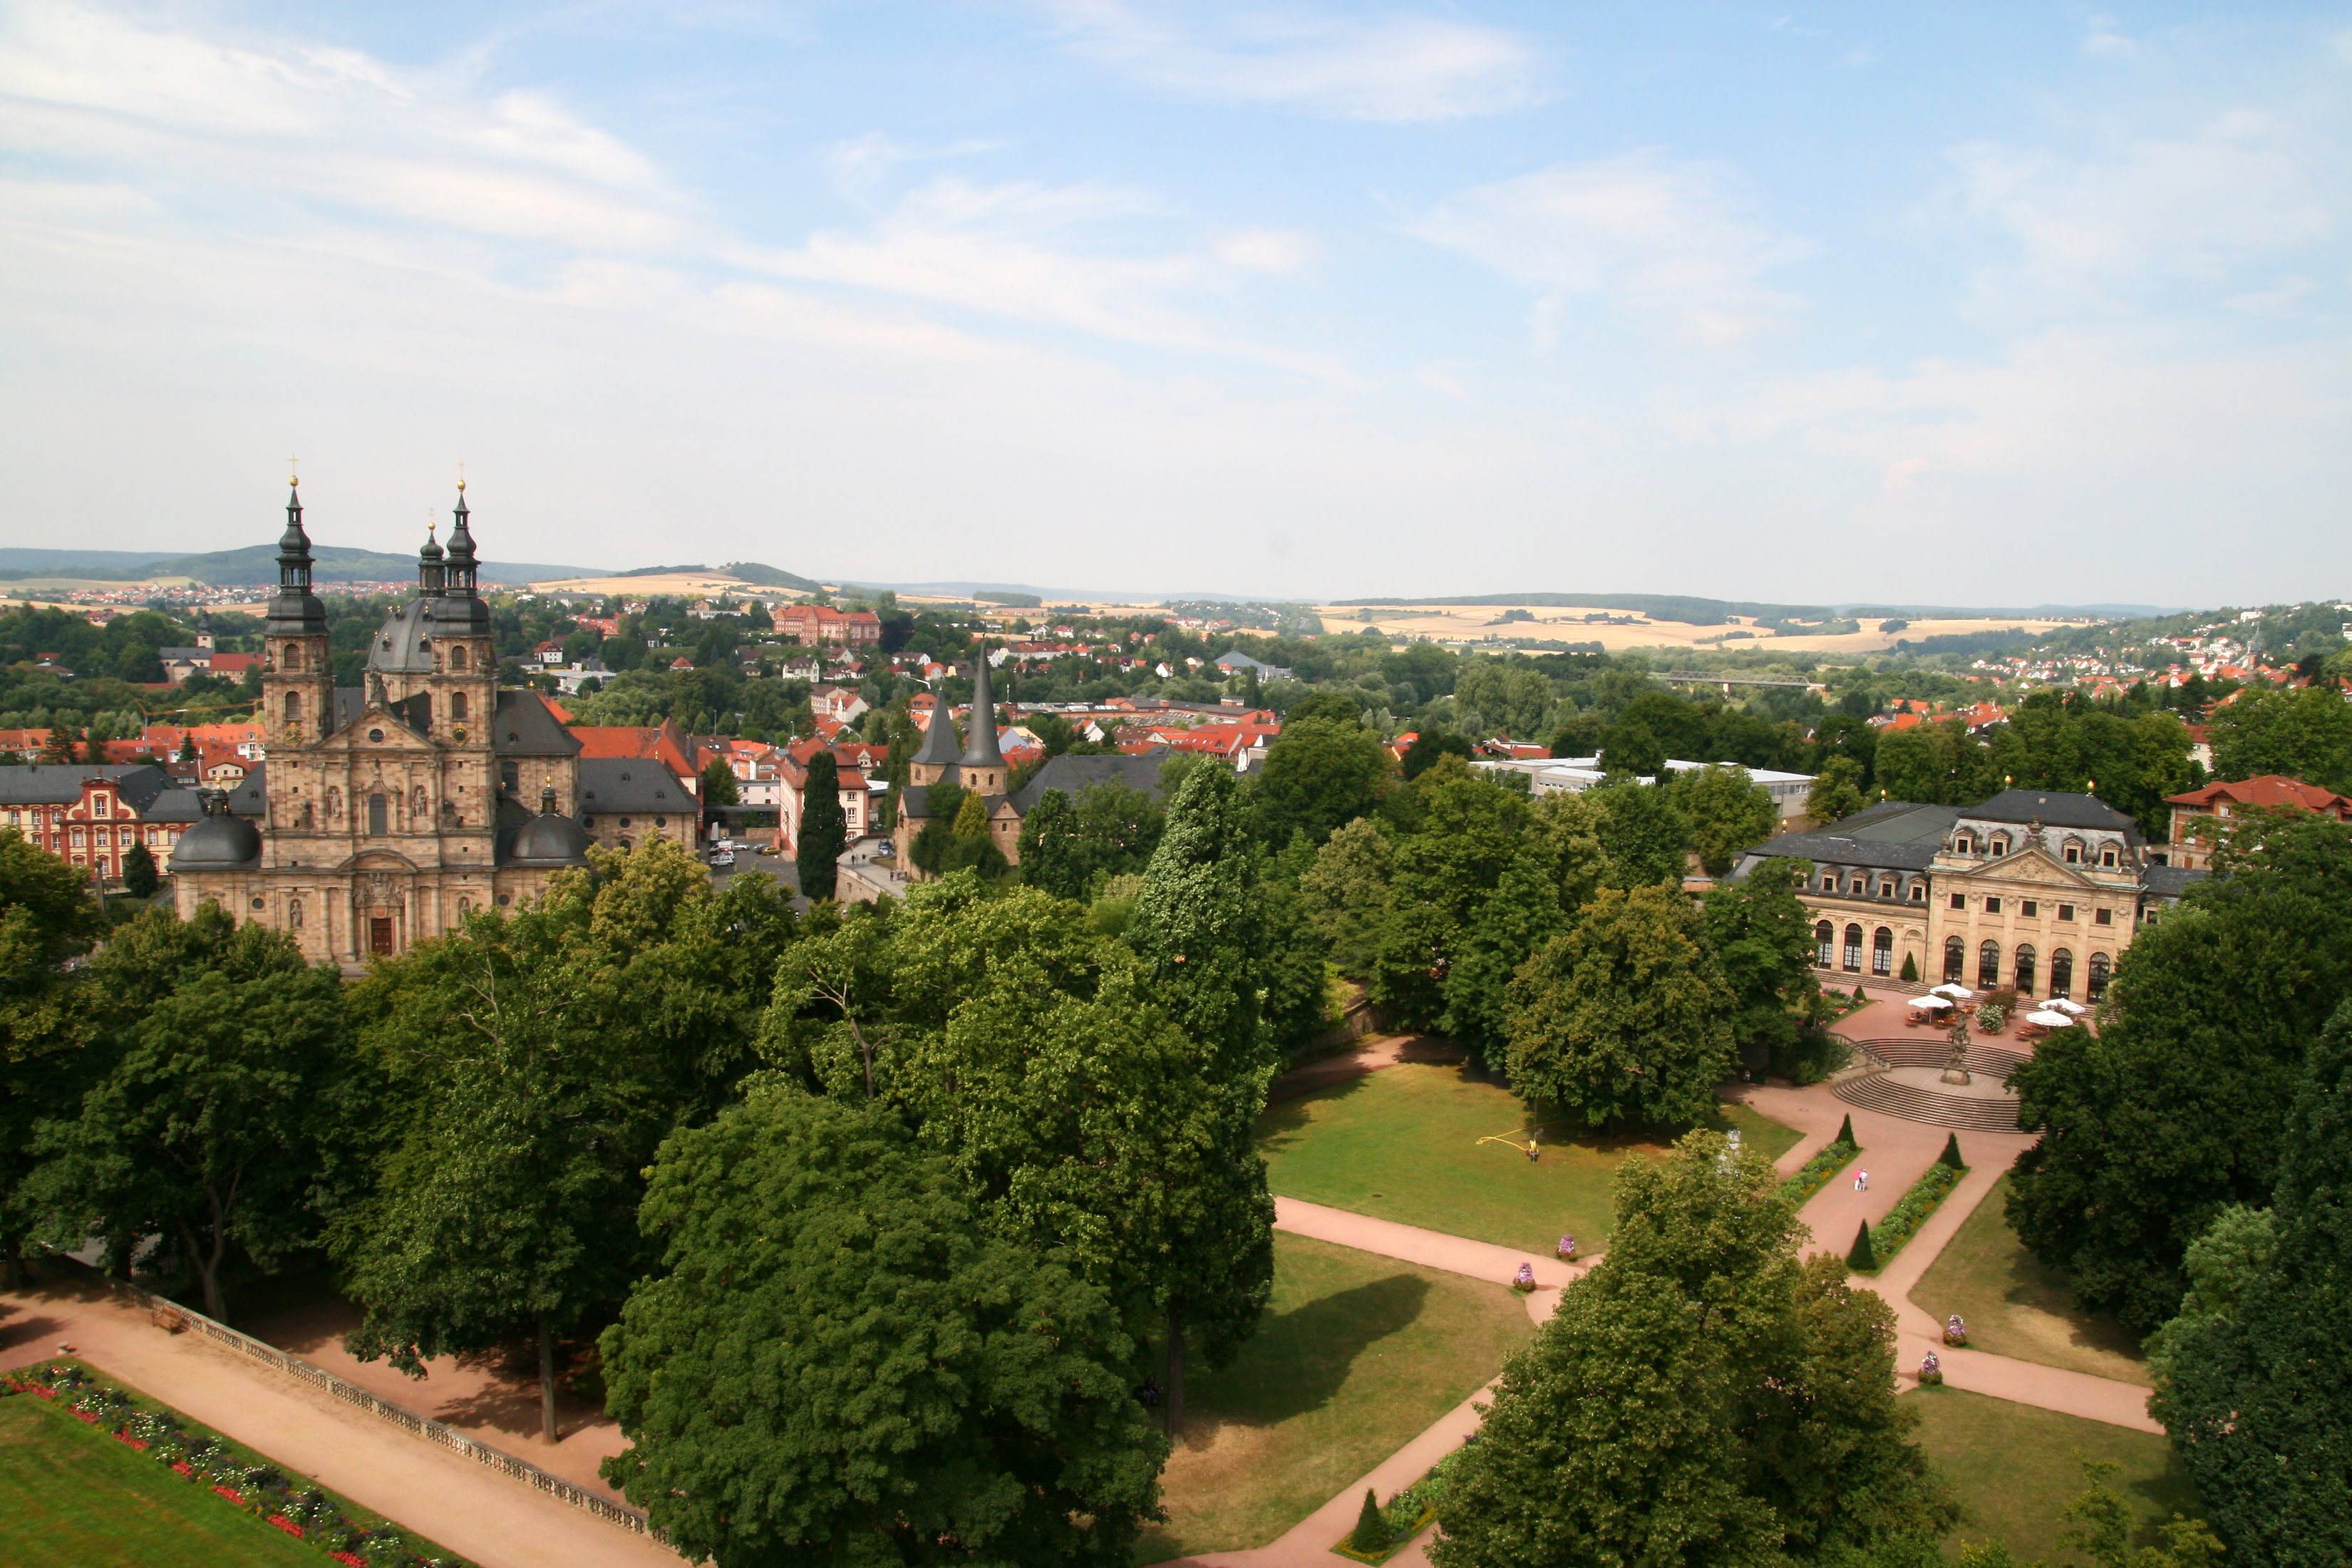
left=0, top=1273, right=679, bottom=1568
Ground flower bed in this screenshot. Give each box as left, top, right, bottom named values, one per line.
left=1329, top=1448, right=1465, bottom=1563
left=1857, top=1160, right=1967, bottom=1273
left=1, top=1360, right=472, bottom=1568
left=1775, top=1139, right=1860, bottom=1207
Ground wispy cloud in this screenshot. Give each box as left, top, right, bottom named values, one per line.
left=1032, top=0, right=1543, bottom=121
left=1410, top=151, right=1810, bottom=344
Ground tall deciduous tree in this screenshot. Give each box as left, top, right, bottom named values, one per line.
left=1013, top=786, right=1085, bottom=899
left=31, top=921, right=341, bottom=1321
left=2008, top=811, right=2352, bottom=1331
left=600, top=1085, right=1164, bottom=1567
left=1432, top=1133, right=1953, bottom=1568
left=1505, top=883, right=1736, bottom=1129
left=1254, top=715, right=1391, bottom=846
left=797, top=750, right=845, bottom=900
left=1298, top=816, right=1393, bottom=976
left=1673, top=763, right=1781, bottom=877
left=1590, top=781, right=1691, bottom=888
left=2206, top=684, right=2352, bottom=795
left=2159, top=1001, right=2352, bottom=1568
left=1807, top=757, right=1867, bottom=822
left=1704, top=857, right=1824, bottom=1070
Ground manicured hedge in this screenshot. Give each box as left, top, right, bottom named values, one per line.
left=1857, top=1160, right=1967, bottom=1272
left=3, top=1361, right=469, bottom=1568
left=1776, top=1138, right=1860, bottom=1207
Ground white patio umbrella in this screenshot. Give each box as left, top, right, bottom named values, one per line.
left=2026, top=1009, right=2076, bottom=1028
left=1929, top=984, right=1973, bottom=1000
left=2043, top=998, right=2089, bottom=1014
left=1914, top=996, right=1954, bottom=1010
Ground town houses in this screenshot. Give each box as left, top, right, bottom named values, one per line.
left=773, top=602, right=882, bottom=647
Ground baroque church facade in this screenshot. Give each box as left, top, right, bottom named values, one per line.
left=170, top=483, right=593, bottom=964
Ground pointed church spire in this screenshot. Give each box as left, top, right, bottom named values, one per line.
left=444, top=479, right=479, bottom=597
left=959, top=644, right=1006, bottom=770
left=914, top=688, right=964, bottom=769
left=418, top=516, right=446, bottom=598
left=266, top=474, right=326, bottom=638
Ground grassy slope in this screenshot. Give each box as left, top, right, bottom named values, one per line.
left=1911, top=1174, right=2150, bottom=1386
left=1908, top=1386, right=2196, bottom=1562
left=0, top=1397, right=320, bottom=1568
left=1139, top=1232, right=1534, bottom=1562
left=1259, top=1062, right=1799, bottom=1254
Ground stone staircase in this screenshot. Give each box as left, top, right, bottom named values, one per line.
left=1830, top=1038, right=2033, bottom=1133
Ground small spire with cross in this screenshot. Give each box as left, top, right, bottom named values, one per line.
left=289, top=453, right=299, bottom=487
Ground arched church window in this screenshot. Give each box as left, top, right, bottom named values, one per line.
left=1842, top=923, right=1863, bottom=972
left=1978, top=940, right=2001, bottom=989
left=368, top=793, right=388, bottom=836
left=451, top=645, right=468, bottom=670
left=1944, top=936, right=1966, bottom=984
left=283, top=641, right=301, bottom=669
left=1815, top=920, right=1834, bottom=966
left=2015, top=944, right=2037, bottom=995
left=1872, top=927, right=1893, bottom=976
left=2051, top=949, right=2073, bottom=999
left=450, top=691, right=468, bottom=721
left=2088, top=952, right=2111, bottom=1000
left=284, top=691, right=301, bottom=721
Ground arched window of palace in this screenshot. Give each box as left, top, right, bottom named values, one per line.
left=368, top=793, right=388, bottom=836
left=1978, top=939, right=2001, bottom=989
left=1815, top=921, right=1835, bottom=967
left=1843, top=923, right=1864, bottom=972
left=2088, top=952, right=2111, bottom=1000
left=1944, top=937, right=1966, bottom=984
left=2014, top=944, right=2037, bottom=995
left=2051, top=948, right=2073, bottom=999
left=1872, top=927, right=1893, bottom=976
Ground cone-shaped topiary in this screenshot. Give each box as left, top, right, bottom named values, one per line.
left=1835, top=1113, right=1855, bottom=1148
left=1899, top=951, right=1919, bottom=982
left=1350, top=1488, right=1390, bottom=1554
left=1938, top=1133, right=1964, bottom=1169
left=1853, top=984, right=1868, bottom=1001
left=1847, top=1219, right=1879, bottom=1272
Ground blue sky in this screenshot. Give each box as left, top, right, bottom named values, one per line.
left=1, top=2, right=2346, bottom=604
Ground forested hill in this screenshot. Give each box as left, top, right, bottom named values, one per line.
left=0, top=544, right=600, bottom=586
left=1331, top=592, right=2179, bottom=624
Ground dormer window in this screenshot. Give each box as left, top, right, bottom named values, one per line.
left=1990, top=835, right=2008, bottom=857
left=2100, top=848, right=2118, bottom=867
left=2064, top=842, right=2081, bottom=863
left=1954, top=834, right=1973, bottom=855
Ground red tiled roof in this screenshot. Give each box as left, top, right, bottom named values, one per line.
left=2165, top=774, right=2352, bottom=814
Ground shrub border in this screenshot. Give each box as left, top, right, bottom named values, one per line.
left=1327, top=1448, right=1462, bottom=1563
left=4, top=1358, right=474, bottom=1567
left=1775, top=1138, right=1860, bottom=1207
left=1852, top=1160, right=1967, bottom=1274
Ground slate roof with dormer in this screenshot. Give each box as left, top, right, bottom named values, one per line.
left=1960, top=789, right=2141, bottom=840
left=1731, top=800, right=1960, bottom=875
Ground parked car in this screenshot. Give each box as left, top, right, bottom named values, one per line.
left=708, top=849, right=736, bottom=867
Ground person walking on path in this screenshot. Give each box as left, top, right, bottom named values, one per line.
left=1854, top=1170, right=1869, bottom=1192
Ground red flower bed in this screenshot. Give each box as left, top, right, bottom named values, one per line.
left=331, top=1554, right=368, bottom=1567
left=172, top=1460, right=195, bottom=1476
left=72, top=1407, right=98, bottom=1424
left=115, top=1431, right=150, bottom=1450
left=213, top=1485, right=244, bottom=1504
left=269, top=1515, right=304, bottom=1537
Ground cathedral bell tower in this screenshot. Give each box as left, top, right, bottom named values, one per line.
left=262, top=475, right=332, bottom=749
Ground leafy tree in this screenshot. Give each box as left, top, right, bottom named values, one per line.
left=1431, top=1133, right=1954, bottom=1567
left=1808, top=756, right=1867, bottom=822
left=1070, top=779, right=1165, bottom=886
left=2009, top=811, right=2352, bottom=1330
left=698, top=756, right=741, bottom=806
left=1299, top=816, right=1393, bottom=977
left=1122, top=762, right=1278, bottom=1428
left=1704, top=858, right=1822, bottom=1069
left=1369, top=770, right=1544, bottom=1041
left=119, top=840, right=159, bottom=898
left=1598, top=718, right=1666, bottom=779
left=599, top=1085, right=1165, bottom=1567
left=953, top=790, right=989, bottom=837
left=2145, top=1204, right=2276, bottom=1425
left=1401, top=730, right=1473, bottom=779
left=1591, top=780, right=1691, bottom=887
left=798, top=750, right=845, bottom=900
left=1282, top=689, right=1365, bottom=726
left=2208, top=684, right=2352, bottom=794
left=1675, top=763, right=1781, bottom=877
left=1548, top=711, right=1606, bottom=759
left=1455, top=661, right=1553, bottom=738
left=1505, top=884, right=1737, bottom=1129
left=1014, top=787, right=1085, bottom=899
left=0, top=830, right=110, bottom=1284
left=1255, top=716, right=1391, bottom=845
left=30, top=922, right=341, bottom=1321
left=2160, top=1002, right=2352, bottom=1567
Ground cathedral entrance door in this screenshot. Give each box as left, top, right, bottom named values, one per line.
left=369, top=917, right=395, bottom=956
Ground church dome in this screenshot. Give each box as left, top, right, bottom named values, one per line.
left=507, top=789, right=594, bottom=868
left=169, top=791, right=262, bottom=871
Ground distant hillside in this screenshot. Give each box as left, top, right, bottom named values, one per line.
left=722, top=562, right=825, bottom=592
left=0, top=545, right=599, bottom=587
left=1331, top=592, right=2186, bottom=624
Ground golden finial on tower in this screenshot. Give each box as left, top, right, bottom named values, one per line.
left=289, top=453, right=300, bottom=486
left=457, top=459, right=466, bottom=492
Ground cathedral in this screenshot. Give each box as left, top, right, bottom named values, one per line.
left=170, top=481, right=593, bottom=965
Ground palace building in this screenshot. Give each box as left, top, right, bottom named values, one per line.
left=169, top=481, right=598, bottom=964
left=1730, top=788, right=2205, bottom=1004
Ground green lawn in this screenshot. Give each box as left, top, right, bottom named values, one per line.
left=1138, top=1231, right=1535, bottom=1563
left=0, top=1394, right=321, bottom=1567
left=1911, top=1175, right=2150, bottom=1386
left=1907, top=1386, right=2197, bottom=1563
left=1259, top=1061, right=1800, bottom=1254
